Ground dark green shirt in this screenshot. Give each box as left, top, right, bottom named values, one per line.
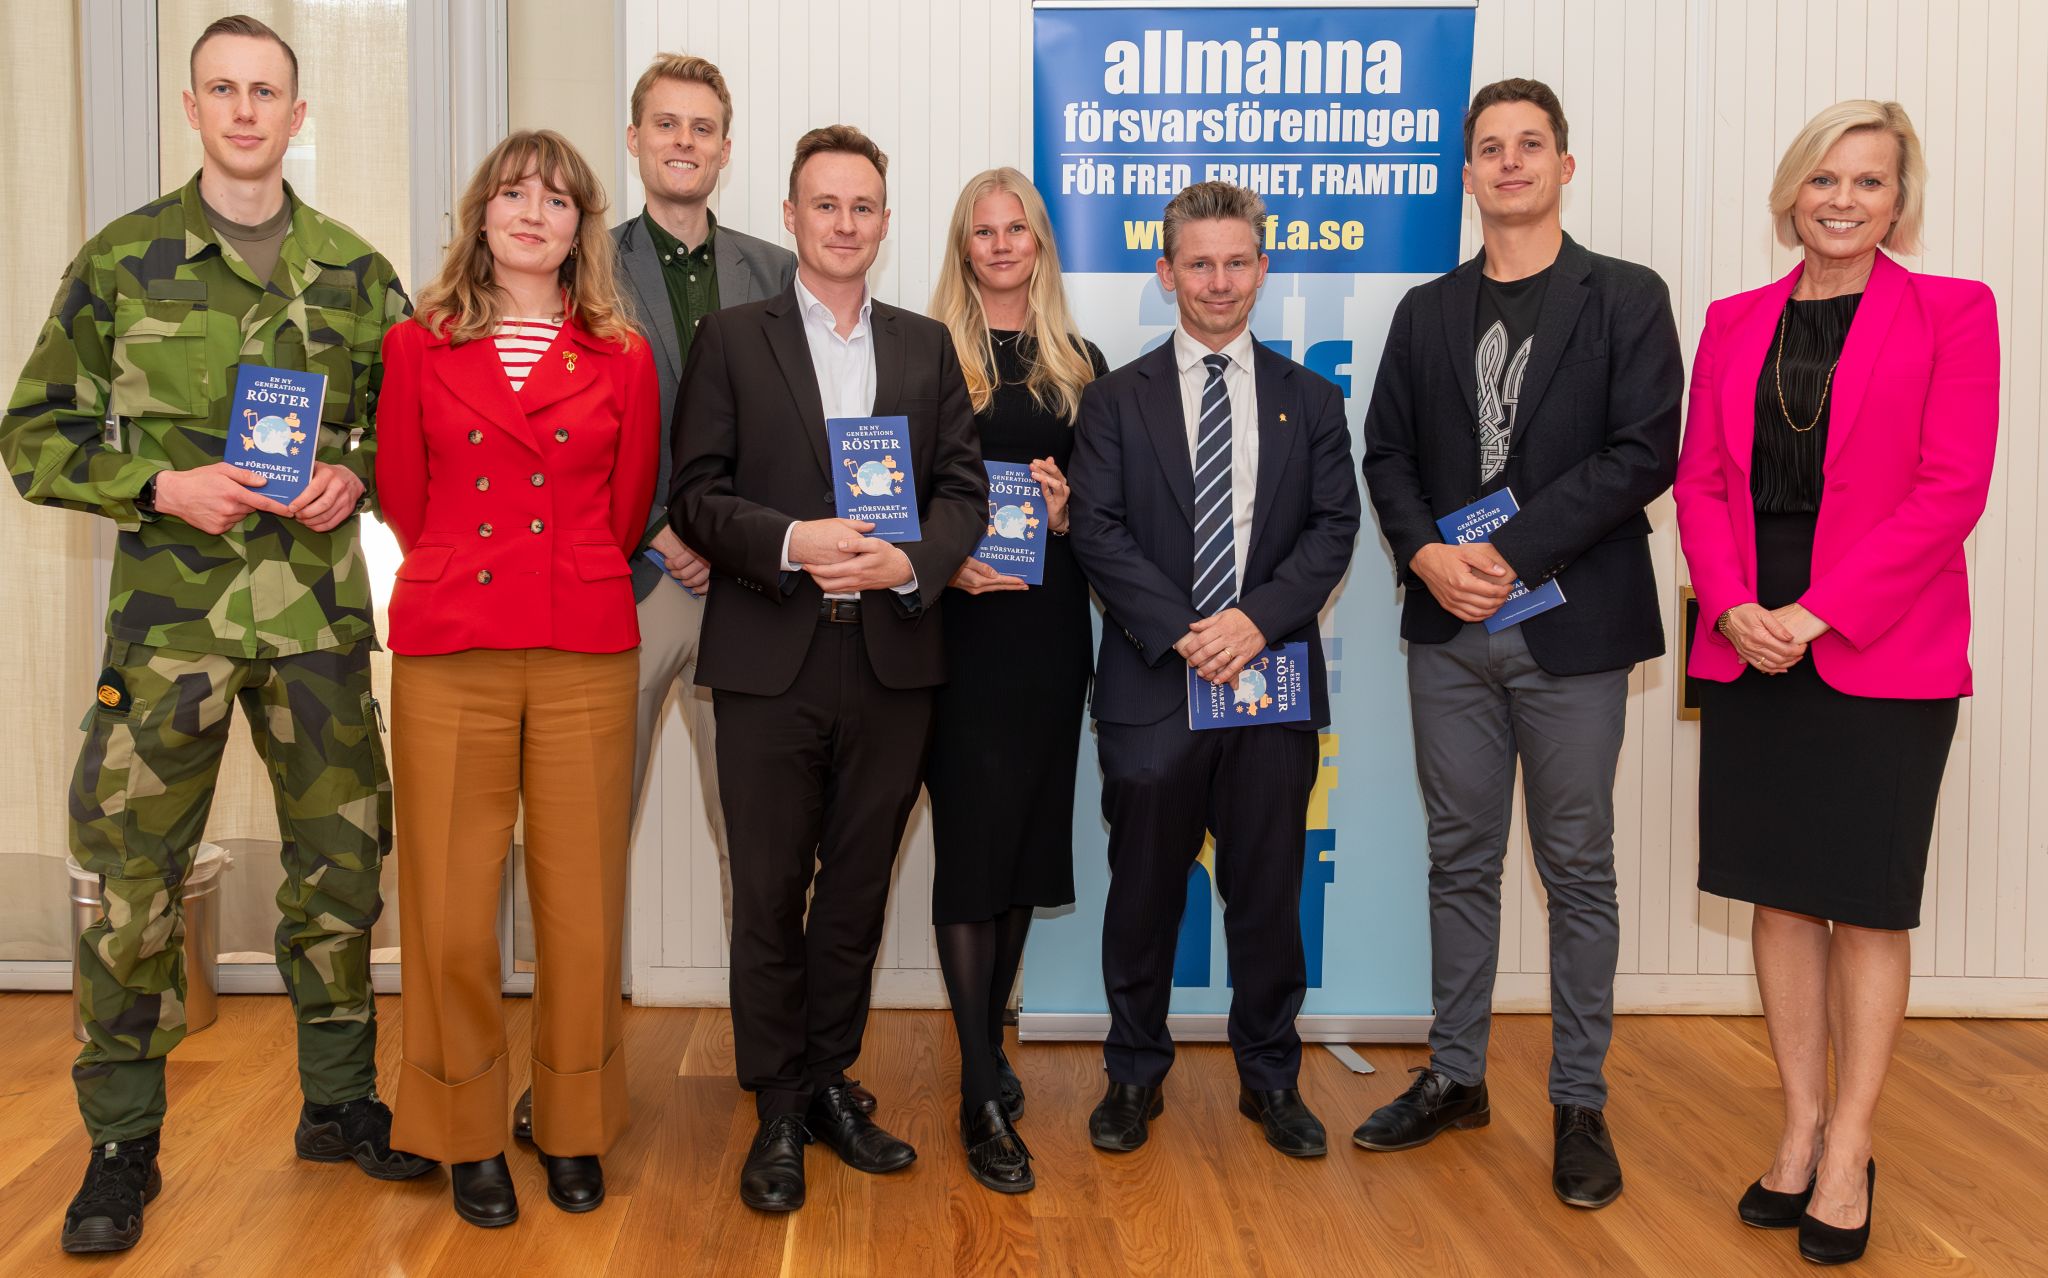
left=640, top=208, right=721, bottom=371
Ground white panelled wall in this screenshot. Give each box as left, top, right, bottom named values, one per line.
left=619, top=0, right=2048, bottom=1016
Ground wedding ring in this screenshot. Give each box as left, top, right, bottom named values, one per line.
left=1224, top=646, right=1236, bottom=658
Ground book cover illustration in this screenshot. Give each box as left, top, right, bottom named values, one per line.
left=827, top=414, right=921, bottom=542
left=972, top=460, right=1046, bottom=586
left=225, top=364, right=325, bottom=506
left=1187, top=641, right=1312, bottom=730
left=1433, top=487, right=1566, bottom=633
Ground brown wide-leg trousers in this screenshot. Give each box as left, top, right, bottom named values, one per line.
left=389, top=647, right=637, bottom=1162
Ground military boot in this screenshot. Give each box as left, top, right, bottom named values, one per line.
left=296, top=1094, right=437, bottom=1180
left=61, top=1133, right=161, bottom=1254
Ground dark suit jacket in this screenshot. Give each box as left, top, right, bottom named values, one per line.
left=613, top=214, right=796, bottom=599
left=1068, top=339, right=1360, bottom=729
left=669, top=289, right=985, bottom=696
left=1360, top=234, right=1682, bottom=675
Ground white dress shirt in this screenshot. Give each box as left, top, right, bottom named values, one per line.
left=1173, top=324, right=1259, bottom=595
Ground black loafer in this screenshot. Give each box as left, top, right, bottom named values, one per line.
left=1553, top=1106, right=1624, bottom=1209
left=295, top=1095, right=437, bottom=1181
left=539, top=1151, right=604, bottom=1213
left=1238, top=1087, right=1328, bottom=1158
left=451, top=1154, right=519, bottom=1228
left=1799, top=1159, right=1875, bottom=1265
left=993, top=1048, right=1026, bottom=1121
left=962, top=1099, right=1033, bottom=1193
left=740, top=1114, right=811, bottom=1212
left=1088, top=1081, right=1163, bottom=1152
left=808, top=1084, right=916, bottom=1173
left=60, top=1135, right=162, bottom=1255
left=1352, top=1067, right=1489, bottom=1152
left=512, top=1086, right=534, bottom=1143
left=1739, top=1171, right=1817, bottom=1228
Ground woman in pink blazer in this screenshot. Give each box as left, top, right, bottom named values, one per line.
left=1674, top=101, right=1998, bottom=1265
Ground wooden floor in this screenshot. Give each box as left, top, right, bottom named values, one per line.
left=1, top=994, right=2044, bottom=1275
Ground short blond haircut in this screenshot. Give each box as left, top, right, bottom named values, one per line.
left=1769, top=99, right=1926, bottom=255
left=630, top=53, right=733, bottom=135
left=1161, top=181, right=1267, bottom=262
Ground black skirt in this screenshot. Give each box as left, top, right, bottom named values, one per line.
left=1696, top=514, right=1957, bottom=929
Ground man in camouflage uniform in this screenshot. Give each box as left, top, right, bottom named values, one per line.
left=0, top=17, right=433, bottom=1255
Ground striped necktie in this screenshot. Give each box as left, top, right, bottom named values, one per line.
left=1191, top=352, right=1237, bottom=614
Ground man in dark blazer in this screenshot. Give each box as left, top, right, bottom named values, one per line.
left=1068, top=182, right=1360, bottom=1162
left=670, top=125, right=984, bottom=1213
left=1356, top=79, right=1682, bottom=1211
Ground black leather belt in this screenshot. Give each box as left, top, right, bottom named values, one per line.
left=818, top=598, right=862, bottom=623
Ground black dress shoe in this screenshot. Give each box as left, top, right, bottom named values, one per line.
left=1238, top=1087, right=1328, bottom=1158
left=740, top=1115, right=811, bottom=1213
left=451, top=1154, right=519, bottom=1228
left=539, top=1151, right=605, bottom=1213
left=60, top=1135, right=162, bottom=1255
left=512, top=1086, right=534, bottom=1143
left=1553, top=1105, right=1624, bottom=1209
left=844, top=1078, right=879, bottom=1116
left=1739, top=1171, right=1817, bottom=1228
left=993, top=1048, right=1026, bottom=1121
left=808, top=1084, right=916, bottom=1173
left=1352, top=1067, right=1489, bottom=1152
left=962, top=1099, right=1033, bottom=1194
left=1799, top=1159, right=1876, bottom=1265
left=1088, top=1081, right=1163, bottom=1152
left=296, top=1095, right=438, bottom=1181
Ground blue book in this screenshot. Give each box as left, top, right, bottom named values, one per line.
left=226, top=364, right=324, bottom=505
left=1434, top=487, right=1566, bottom=633
left=640, top=548, right=700, bottom=598
left=973, top=461, right=1047, bottom=586
left=1187, top=641, right=1313, bottom=730
left=827, top=415, right=920, bottom=542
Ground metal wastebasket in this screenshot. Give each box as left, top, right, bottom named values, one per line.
left=67, top=843, right=232, bottom=1044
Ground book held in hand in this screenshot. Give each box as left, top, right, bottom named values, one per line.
left=226, top=364, right=325, bottom=505
left=826, top=414, right=920, bottom=542
left=1434, top=487, right=1565, bottom=633
left=1187, top=641, right=1313, bottom=730
left=972, top=460, right=1046, bottom=586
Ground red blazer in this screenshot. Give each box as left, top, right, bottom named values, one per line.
left=1674, top=251, right=1999, bottom=698
left=375, top=314, right=659, bottom=656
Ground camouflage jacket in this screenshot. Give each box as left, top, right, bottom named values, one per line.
left=2, top=173, right=409, bottom=657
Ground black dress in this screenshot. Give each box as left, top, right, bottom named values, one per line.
left=1696, top=293, right=1958, bottom=930
left=926, top=332, right=1107, bottom=925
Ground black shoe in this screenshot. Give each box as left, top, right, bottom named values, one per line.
left=1740, top=1170, right=1818, bottom=1229
left=539, top=1151, right=605, bottom=1213
left=993, top=1047, right=1026, bottom=1121
left=295, top=1094, right=438, bottom=1181
left=512, top=1086, right=534, bottom=1143
left=1553, top=1105, right=1624, bottom=1209
left=450, top=1154, right=519, bottom=1228
left=1238, top=1087, right=1328, bottom=1158
left=1351, top=1067, right=1490, bottom=1152
left=844, top=1078, right=879, bottom=1116
left=962, top=1099, right=1033, bottom=1194
left=60, top=1135, right=162, bottom=1255
left=740, top=1114, right=811, bottom=1212
left=1088, top=1081, right=1163, bottom=1153
left=808, top=1084, right=917, bottom=1173
left=1799, top=1159, right=1875, bottom=1265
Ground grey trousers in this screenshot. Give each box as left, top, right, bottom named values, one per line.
left=1408, top=622, right=1626, bottom=1108
left=631, top=579, right=731, bottom=928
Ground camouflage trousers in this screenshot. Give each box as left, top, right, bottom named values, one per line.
left=71, top=639, right=392, bottom=1143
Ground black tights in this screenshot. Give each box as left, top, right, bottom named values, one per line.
left=935, top=904, right=1035, bottom=1110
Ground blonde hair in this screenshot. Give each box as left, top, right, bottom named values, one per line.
left=929, top=168, right=1098, bottom=422
left=415, top=130, right=636, bottom=347
left=630, top=52, right=732, bottom=134
left=1769, top=100, right=1926, bottom=255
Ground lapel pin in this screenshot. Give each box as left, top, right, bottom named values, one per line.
left=1279, top=412, right=1288, bottom=422
left=562, top=350, right=579, bottom=374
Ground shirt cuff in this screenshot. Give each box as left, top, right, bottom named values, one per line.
left=891, top=572, right=918, bottom=596
left=781, top=521, right=799, bottom=572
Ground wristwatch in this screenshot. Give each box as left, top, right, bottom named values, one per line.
left=135, top=475, right=159, bottom=516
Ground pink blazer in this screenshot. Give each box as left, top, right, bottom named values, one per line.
left=1674, top=251, right=1999, bottom=698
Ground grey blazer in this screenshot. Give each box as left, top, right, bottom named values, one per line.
left=612, top=211, right=796, bottom=597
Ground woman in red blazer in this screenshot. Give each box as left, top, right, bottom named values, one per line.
left=375, top=130, right=657, bottom=1228
left=1674, top=102, right=1998, bottom=1265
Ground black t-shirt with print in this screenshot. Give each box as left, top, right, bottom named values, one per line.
left=1473, top=266, right=1551, bottom=488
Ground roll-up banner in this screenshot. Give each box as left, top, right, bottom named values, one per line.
left=1021, top=2, right=1476, bottom=1043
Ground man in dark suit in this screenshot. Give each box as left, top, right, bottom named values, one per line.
left=670, top=125, right=984, bottom=1213
left=1356, top=79, right=1682, bottom=1210
left=1068, top=181, right=1360, bottom=1162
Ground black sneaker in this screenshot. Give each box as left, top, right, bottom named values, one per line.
left=295, top=1095, right=438, bottom=1180
left=1351, top=1066, right=1490, bottom=1152
left=61, top=1134, right=162, bottom=1254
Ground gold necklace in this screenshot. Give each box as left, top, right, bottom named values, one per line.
left=1772, top=301, right=1838, bottom=434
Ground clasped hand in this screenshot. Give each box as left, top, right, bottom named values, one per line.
left=1720, top=602, right=1829, bottom=674
left=154, top=461, right=364, bottom=534
left=1410, top=542, right=1515, bottom=622
left=791, top=517, right=914, bottom=593
left=1176, top=607, right=1266, bottom=686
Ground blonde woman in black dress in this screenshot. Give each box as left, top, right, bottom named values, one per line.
left=926, top=168, right=1106, bottom=1193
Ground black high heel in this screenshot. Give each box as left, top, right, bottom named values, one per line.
left=1798, top=1158, right=1875, bottom=1265
left=1738, top=1170, right=1817, bottom=1228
